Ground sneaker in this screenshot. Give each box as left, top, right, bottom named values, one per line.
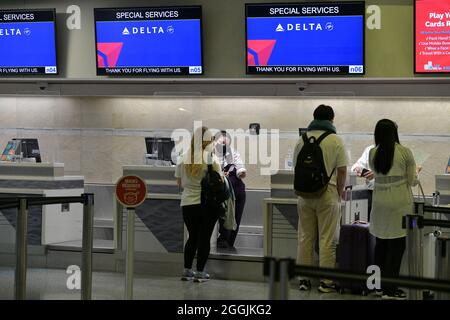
left=298, top=279, right=311, bottom=291
left=318, top=281, right=338, bottom=293
left=194, top=271, right=210, bottom=283
left=382, top=289, right=407, bottom=300
left=180, top=268, right=195, bottom=281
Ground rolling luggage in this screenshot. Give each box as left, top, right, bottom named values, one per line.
left=338, top=186, right=375, bottom=295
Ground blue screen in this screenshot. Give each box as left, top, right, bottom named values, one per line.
left=0, top=21, right=57, bottom=72
left=95, top=19, right=202, bottom=71
left=247, top=16, right=363, bottom=66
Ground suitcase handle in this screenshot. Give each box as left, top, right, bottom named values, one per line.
left=352, top=220, right=369, bottom=225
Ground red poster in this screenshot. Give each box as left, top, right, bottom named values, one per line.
left=415, top=0, right=450, bottom=73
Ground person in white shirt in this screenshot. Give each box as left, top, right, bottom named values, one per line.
left=351, top=145, right=375, bottom=217
left=293, top=104, right=348, bottom=293
left=214, top=130, right=247, bottom=249
left=368, top=119, right=420, bottom=300
left=351, top=145, right=375, bottom=186
left=175, top=126, right=223, bottom=282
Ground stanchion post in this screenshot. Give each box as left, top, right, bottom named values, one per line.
left=266, top=258, right=278, bottom=300
left=125, top=208, right=136, bottom=300
left=81, top=193, right=94, bottom=300
left=405, top=212, right=424, bottom=300
left=279, top=259, right=291, bottom=300
left=15, top=198, right=28, bottom=300
left=435, top=237, right=450, bottom=300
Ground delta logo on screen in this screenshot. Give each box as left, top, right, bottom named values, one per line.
left=97, top=43, right=124, bottom=68
left=0, top=27, right=32, bottom=36
left=120, top=25, right=175, bottom=36
left=247, top=40, right=276, bottom=66
left=274, top=22, right=334, bottom=32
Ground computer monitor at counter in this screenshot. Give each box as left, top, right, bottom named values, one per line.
left=1, top=138, right=41, bottom=163
left=145, top=137, right=176, bottom=166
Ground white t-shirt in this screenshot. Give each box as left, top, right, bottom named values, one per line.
left=293, top=130, right=348, bottom=186
left=174, top=151, right=222, bottom=207
left=351, top=145, right=375, bottom=190
left=369, top=143, right=419, bottom=239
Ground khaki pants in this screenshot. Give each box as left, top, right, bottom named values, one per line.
left=297, top=186, right=341, bottom=275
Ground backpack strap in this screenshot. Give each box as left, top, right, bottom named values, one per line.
left=312, top=131, right=336, bottom=182
left=316, top=131, right=334, bottom=145
left=301, top=132, right=309, bottom=144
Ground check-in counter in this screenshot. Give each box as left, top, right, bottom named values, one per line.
left=0, top=162, right=84, bottom=247
left=436, top=174, right=450, bottom=205
left=117, top=165, right=184, bottom=254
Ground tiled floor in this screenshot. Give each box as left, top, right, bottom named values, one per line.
left=0, top=267, right=376, bottom=300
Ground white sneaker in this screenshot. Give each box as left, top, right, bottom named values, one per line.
left=382, top=289, right=407, bottom=300
left=194, top=271, right=210, bottom=283
left=375, top=290, right=383, bottom=297
left=181, top=268, right=195, bottom=281
left=298, top=279, right=312, bottom=291
left=318, top=281, right=338, bottom=293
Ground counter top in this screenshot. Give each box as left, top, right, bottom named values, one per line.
left=122, top=165, right=177, bottom=191
left=123, top=165, right=175, bottom=172
left=0, top=162, right=65, bottom=178
left=0, top=162, right=64, bottom=168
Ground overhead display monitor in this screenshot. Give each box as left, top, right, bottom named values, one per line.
left=415, top=0, right=450, bottom=73
left=94, top=6, right=203, bottom=76
left=246, top=2, right=365, bottom=75
left=0, top=9, right=58, bottom=76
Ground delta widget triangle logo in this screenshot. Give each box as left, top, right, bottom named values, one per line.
left=276, top=24, right=285, bottom=32
left=247, top=40, right=276, bottom=66
left=97, top=43, right=124, bottom=67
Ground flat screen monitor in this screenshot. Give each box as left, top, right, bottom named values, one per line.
left=0, top=9, right=57, bottom=75
left=415, top=0, right=450, bottom=73
left=246, top=2, right=365, bottom=75
left=145, top=137, right=176, bottom=164
left=13, top=138, right=41, bottom=163
left=94, top=6, right=203, bottom=76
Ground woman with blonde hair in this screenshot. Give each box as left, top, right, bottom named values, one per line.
left=175, top=127, right=223, bottom=282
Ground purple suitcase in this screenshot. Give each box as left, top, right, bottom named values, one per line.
left=337, top=222, right=375, bottom=295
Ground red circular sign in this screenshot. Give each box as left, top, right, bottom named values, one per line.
left=115, top=175, right=147, bottom=208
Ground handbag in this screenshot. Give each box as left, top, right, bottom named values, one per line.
left=222, top=176, right=237, bottom=231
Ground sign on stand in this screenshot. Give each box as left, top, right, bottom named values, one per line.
left=115, top=175, right=147, bottom=300
left=115, top=175, right=147, bottom=208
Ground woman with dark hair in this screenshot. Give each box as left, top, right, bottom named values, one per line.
left=369, top=119, right=420, bottom=300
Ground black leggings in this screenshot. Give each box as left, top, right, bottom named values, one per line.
left=374, top=237, right=406, bottom=294
left=182, top=204, right=220, bottom=272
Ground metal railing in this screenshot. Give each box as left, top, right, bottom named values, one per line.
left=0, top=194, right=94, bottom=300
left=404, top=202, right=450, bottom=300
left=265, top=202, right=450, bottom=300
left=264, top=257, right=450, bottom=300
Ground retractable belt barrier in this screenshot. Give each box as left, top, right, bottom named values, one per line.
left=0, top=194, right=94, bottom=300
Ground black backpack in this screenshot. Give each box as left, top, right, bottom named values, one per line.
left=201, top=164, right=230, bottom=214
left=294, top=131, right=335, bottom=198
